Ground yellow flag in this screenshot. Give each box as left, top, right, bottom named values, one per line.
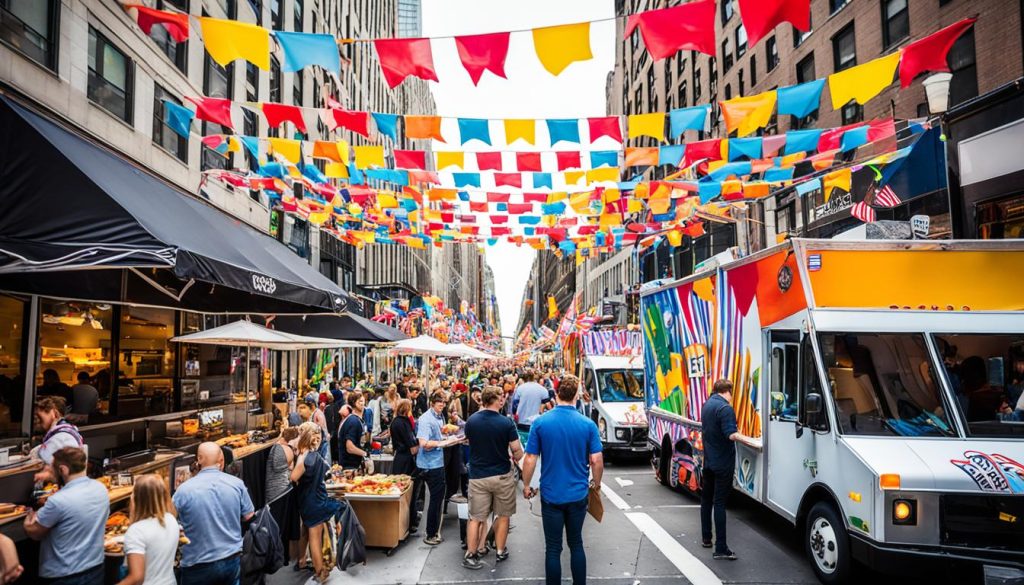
left=377, top=193, right=398, bottom=209
left=435, top=151, right=464, bottom=171
left=355, top=145, right=384, bottom=169
left=325, top=162, right=349, bottom=178
left=199, top=17, right=270, bottom=70
left=336, top=140, right=350, bottom=163
left=587, top=167, right=620, bottom=183
left=720, top=91, right=777, bottom=137
left=564, top=170, right=584, bottom=185
left=569, top=191, right=592, bottom=213
left=546, top=192, right=568, bottom=203
left=532, top=23, right=593, bottom=76
left=627, top=198, right=644, bottom=213
left=406, top=237, right=426, bottom=249
left=428, top=188, right=458, bottom=201
left=504, top=119, right=536, bottom=145
left=547, top=295, right=559, bottom=319
left=628, top=113, right=665, bottom=141
left=268, top=138, right=301, bottom=163
left=308, top=212, right=330, bottom=226
left=828, top=52, right=901, bottom=109
left=823, top=167, right=852, bottom=202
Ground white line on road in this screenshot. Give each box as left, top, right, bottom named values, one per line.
left=657, top=504, right=702, bottom=508
left=625, top=512, right=723, bottom=585
left=614, top=477, right=635, bottom=487
left=600, top=482, right=632, bottom=510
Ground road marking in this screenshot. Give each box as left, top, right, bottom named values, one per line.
left=625, top=512, right=723, bottom=585
left=614, top=477, right=635, bottom=487
left=657, top=504, right=701, bottom=508
left=600, top=482, right=632, bottom=510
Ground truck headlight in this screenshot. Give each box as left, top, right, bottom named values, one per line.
left=598, top=418, right=607, bottom=440
left=893, top=499, right=917, bottom=526
left=615, top=428, right=628, bottom=440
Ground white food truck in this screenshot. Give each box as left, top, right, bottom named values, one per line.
left=641, top=239, right=1024, bottom=584
left=579, top=353, right=649, bottom=453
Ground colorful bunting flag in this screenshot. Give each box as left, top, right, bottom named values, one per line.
left=130, top=5, right=189, bottom=42
left=435, top=151, right=464, bottom=170
left=777, top=79, right=825, bottom=118
left=625, top=147, right=659, bottom=167
left=355, top=145, right=385, bottom=169
left=899, top=18, right=977, bottom=88
left=624, top=0, right=716, bottom=59
left=453, top=172, right=482, bottom=188
left=372, top=113, right=399, bottom=140
left=331, top=109, right=370, bottom=137
left=516, top=152, right=542, bottom=172
left=186, top=96, right=234, bottom=130
left=373, top=38, right=439, bottom=89
left=784, top=129, right=823, bottom=155
left=822, top=167, right=852, bottom=202
left=669, top=105, right=710, bottom=137
left=533, top=173, right=553, bottom=189
left=684, top=138, right=723, bottom=165
left=309, top=140, right=346, bottom=163
left=587, top=117, right=622, bottom=143
left=658, top=145, right=686, bottom=167
left=261, top=102, right=307, bottom=133
left=839, top=126, right=870, bottom=152
left=547, top=119, right=580, bottom=145
left=475, top=152, right=503, bottom=171
left=494, top=173, right=522, bottom=188
left=762, top=133, right=787, bottom=157
left=737, top=0, right=811, bottom=46
left=827, top=52, right=901, bottom=109
left=720, top=91, right=777, bottom=136
left=268, top=137, right=302, bottom=164
left=532, top=23, right=593, bottom=76
left=628, top=113, right=665, bottom=141
left=728, top=137, right=762, bottom=160
left=405, top=115, right=445, bottom=141
left=198, top=17, right=269, bottom=70
left=458, top=118, right=491, bottom=145
left=162, top=100, right=194, bottom=139
left=274, top=32, right=341, bottom=76
left=395, top=150, right=426, bottom=170
left=454, top=32, right=510, bottom=85
left=556, top=151, right=582, bottom=171
left=504, top=119, right=535, bottom=145
left=591, top=151, right=619, bottom=168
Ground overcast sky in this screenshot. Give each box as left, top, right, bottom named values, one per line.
left=420, top=0, right=615, bottom=346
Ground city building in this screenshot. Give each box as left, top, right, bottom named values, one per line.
left=397, top=0, right=422, bottom=38
left=600, top=0, right=1024, bottom=285
left=516, top=250, right=576, bottom=333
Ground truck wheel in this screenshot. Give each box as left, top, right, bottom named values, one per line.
left=657, top=437, right=673, bottom=487
left=805, top=501, right=852, bottom=585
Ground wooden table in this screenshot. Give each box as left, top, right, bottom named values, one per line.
left=335, top=485, right=413, bottom=554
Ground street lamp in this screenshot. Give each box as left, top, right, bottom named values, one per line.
left=923, top=73, right=953, bottom=114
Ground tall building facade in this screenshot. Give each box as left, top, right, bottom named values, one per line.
left=516, top=251, right=575, bottom=334
left=397, top=0, right=422, bottom=38
left=597, top=0, right=1024, bottom=288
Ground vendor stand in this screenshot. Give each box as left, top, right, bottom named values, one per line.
left=326, top=472, right=414, bottom=555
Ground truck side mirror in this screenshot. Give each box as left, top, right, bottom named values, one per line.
left=805, top=393, right=823, bottom=415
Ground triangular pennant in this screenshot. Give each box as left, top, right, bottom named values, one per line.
left=532, top=23, right=592, bottom=75
left=373, top=38, right=439, bottom=88
left=454, top=32, right=510, bottom=85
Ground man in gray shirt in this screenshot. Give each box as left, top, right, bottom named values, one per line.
left=70, top=372, right=99, bottom=417
left=513, top=370, right=551, bottom=427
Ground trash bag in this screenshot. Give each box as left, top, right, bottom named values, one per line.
left=336, top=503, right=367, bottom=571
left=240, top=505, right=285, bottom=585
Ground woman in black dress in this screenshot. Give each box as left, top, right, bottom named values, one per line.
left=389, top=399, right=421, bottom=534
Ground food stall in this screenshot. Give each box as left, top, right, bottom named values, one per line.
left=327, top=470, right=414, bottom=554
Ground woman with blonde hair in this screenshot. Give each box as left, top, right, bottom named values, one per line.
left=117, top=474, right=179, bottom=585
left=291, top=424, right=344, bottom=583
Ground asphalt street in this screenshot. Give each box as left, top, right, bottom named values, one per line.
left=269, top=455, right=981, bottom=585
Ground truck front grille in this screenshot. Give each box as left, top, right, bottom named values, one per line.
left=940, top=494, right=1024, bottom=552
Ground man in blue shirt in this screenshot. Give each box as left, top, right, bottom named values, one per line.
left=417, top=391, right=454, bottom=545
left=173, top=442, right=255, bottom=584
left=513, top=370, right=551, bottom=428
left=25, top=447, right=108, bottom=584
left=700, top=379, right=740, bottom=560
left=522, top=375, right=603, bottom=585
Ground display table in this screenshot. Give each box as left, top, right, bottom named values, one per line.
left=369, top=454, right=394, bottom=475
left=335, top=485, right=412, bottom=553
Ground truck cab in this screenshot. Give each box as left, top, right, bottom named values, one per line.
left=581, top=355, right=649, bottom=452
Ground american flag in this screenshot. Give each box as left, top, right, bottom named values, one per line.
left=873, top=184, right=902, bottom=208
left=850, top=200, right=877, bottom=223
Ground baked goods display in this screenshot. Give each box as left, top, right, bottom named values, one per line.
left=441, top=423, right=461, bottom=436
left=215, top=434, right=249, bottom=449
left=0, top=503, right=27, bottom=522
left=104, top=511, right=130, bottom=555
left=326, top=471, right=411, bottom=495
left=33, top=482, right=58, bottom=505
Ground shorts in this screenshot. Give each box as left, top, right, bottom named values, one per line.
left=468, top=471, right=517, bottom=521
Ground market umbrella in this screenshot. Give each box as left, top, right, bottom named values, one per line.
left=390, top=335, right=465, bottom=357
left=271, top=312, right=409, bottom=343
left=448, top=343, right=495, bottom=360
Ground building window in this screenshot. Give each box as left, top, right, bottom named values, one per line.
left=829, top=0, right=850, bottom=14
left=678, top=79, right=687, bottom=108
left=36, top=299, right=113, bottom=419
left=243, top=63, right=259, bottom=168
left=736, top=26, right=747, bottom=58
left=794, top=53, right=817, bottom=128
left=0, top=0, right=58, bottom=70
left=750, top=55, right=757, bottom=86
left=766, top=36, right=778, bottom=71
left=202, top=54, right=233, bottom=170
left=88, top=27, right=133, bottom=123
left=793, top=15, right=812, bottom=48
left=249, top=0, right=262, bottom=25
left=148, top=0, right=187, bottom=73
left=293, top=70, right=304, bottom=107
left=270, top=0, right=282, bottom=30
left=677, top=53, right=686, bottom=77
left=724, top=83, right=732, bottom=100
left=841, top=103, right=863, bottom=125
left=720, top=0, right=734, bottom=23
left=633, top=87, right=642, bottom=114
left=709, top=57, right=717, bottom=96
left=293, top=0, right=302, bottom=31
left=722, top=38, right=733, bottom=72
left=882, top=0, right=909, bottom=49
left=152, top=85, right=188, bottom=162
left=948, top=28, right=977, bottom=106
left=646, top=67, right=656, bottom=106
left=115, top=307, right=176, bottom=418
left=0, top=295, right=27, bottom=437
left=738, top=69, right=745, bottom=96
left=693, top=68, right=702, bottom=102
left=832, top=23, right=856, bottom=72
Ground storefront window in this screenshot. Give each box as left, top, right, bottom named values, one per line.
left=0, top=295, right=27, bottom=438
left=116, top=307, right=176, bottom=418
left=36, top=299, right=113, bottom=422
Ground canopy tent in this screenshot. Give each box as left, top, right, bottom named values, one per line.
left=448, top=343, right=495, bottom=360
left=391, top=335, right=465, bottom=357
left=271, top=312, right=409, bottom=343
left=170, top=320, right=362, bottom=350
left=0, top=96, right=349, bottom=314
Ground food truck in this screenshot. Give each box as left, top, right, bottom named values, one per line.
left=641, top=238, right=1024, bottom=584
left=573, top=329, right=648, bottom=452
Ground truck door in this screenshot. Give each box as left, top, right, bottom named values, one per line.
left=766, top=331, right=816, bottom=518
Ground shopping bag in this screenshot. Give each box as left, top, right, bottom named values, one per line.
left=587, top=486, right=603, bottom=523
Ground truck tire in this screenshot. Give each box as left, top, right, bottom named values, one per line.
left=804, top=501, right=853, bottom=585
left=657, top=437, right=673, bottom=487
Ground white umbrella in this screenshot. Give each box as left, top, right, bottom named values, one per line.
left=449, top=343, right=495, bottom=360
left=170, top=320, right=362, bottom=350
left=391, top=334, right=465, bottom=357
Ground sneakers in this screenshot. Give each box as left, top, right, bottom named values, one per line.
left=424, top=535, right=443, bottom=546
left=701, top=540, right=712, bottom=548
left=462, top=553, right=484, bottom=570
left=713, top=549, right=738, bottom=561
left=495, top=548, right=510, bottom=562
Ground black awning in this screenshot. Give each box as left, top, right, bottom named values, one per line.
left=0, top=96, right=349, bottom=314
left=272, top=313, right=409, bottom=343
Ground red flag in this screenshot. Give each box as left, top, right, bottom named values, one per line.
left=187, top=97, right=233, bottom=130
left=394, top=150, right=426, bottom=170
left=818, top=123, right=862, bottom=152
left=683, top=138, right=722, bottom=165
left=899, top=18, right=977, bottom=88
left=261, top=103, right=307, bottom=134
left=331, top=109, right=370, bottom=137
left=556, top=151, right=582, bottom=171
left=469, top=201, right=489, bottom=212
left=737, top=0, right=810, bottom=46
left=454, top=32, right=510, bottom=85
left=132, top=5, right=189, bottom=42
left=373, top=38, right=439, bottom=89
left=523, top=192, right=548, bottom=203
left=508, top=203, right=533, bottom=215
left=516, top=152, right=542, bottom=172
left=476, top=152, right=503, bottom=171
left=407, top=170, right=439, bottom=184
left=850, top=200, right=876, bottom=223
left=588, top=117, right=622, bottom=142
left=624, top=0, right=716, bottom=59
left=867, top=118, right=896, bottom=142
left=494, top=173, right=522, bottom=188
left=486, top=192, right=511, bottom=203
left=490, top=227, right=511, bottom=236
left=490, top=215, right=509, bottom=224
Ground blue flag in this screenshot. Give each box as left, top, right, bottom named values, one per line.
left=777, top=79, right=825, bottom=118
left=784, top=129, right=823, bottom=155
left=372, top=113, right=399, bottom=141
left=163, top=100, right=194, bottom=139
left=546, top=119, right=580, bottom=145
left=669, top=105, right=710, bottom=137
left=275, top=32, right=341, bottom=76
left=590, top=151, right=619, bottom=168
left=457, top=118, right=491, bottom=145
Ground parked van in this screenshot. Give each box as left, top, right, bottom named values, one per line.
left=580, top=354, right=649, bottom=453
left=641, top=238, right=1024, bottom=584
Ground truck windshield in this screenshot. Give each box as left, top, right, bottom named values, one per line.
left=817, top=333, right=956, bottom=438
left=598, top=370, right=644, bottom=403
left=932, top=334, right=1024, bottom=439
